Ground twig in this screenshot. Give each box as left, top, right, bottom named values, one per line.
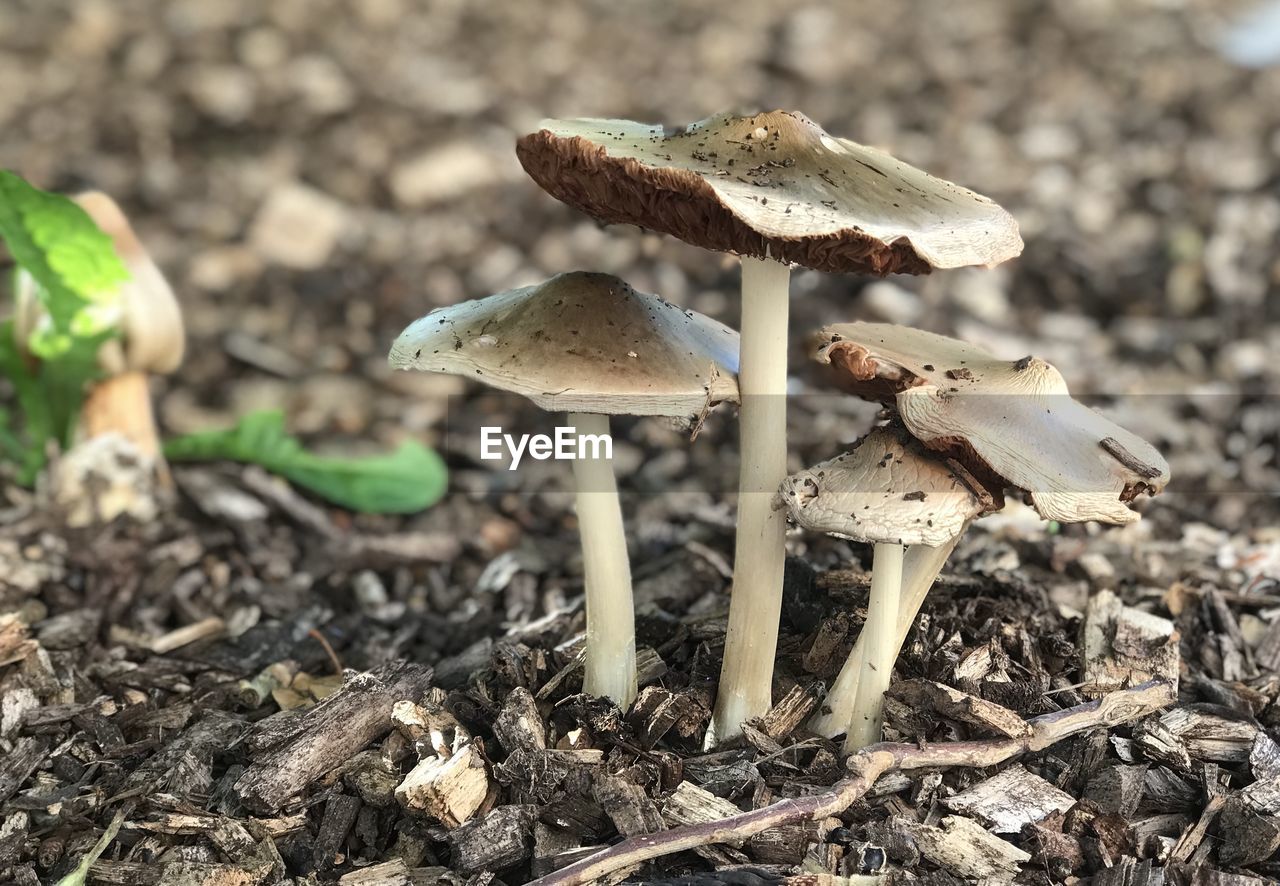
left=528, top=679, right=1175, bottom=886
left=308, top=628, right=344, bottom=675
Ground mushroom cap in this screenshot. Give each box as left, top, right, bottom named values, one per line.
left=77, top=192, right=185, bottom=375
left=813, top=322, right=1170, bottom=525
left=389, top=271, right=740, bottom=418
left=14, top=192, right=184, bottom=375
left=516, top=111, right=1023, bottom=276
left=777, top=426, right=992, bottom=547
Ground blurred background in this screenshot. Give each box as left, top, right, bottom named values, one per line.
left=1, top=0, right=1277, bottom=530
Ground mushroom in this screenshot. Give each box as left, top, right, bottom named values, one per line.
left=777, top=426, right=994, bottom=751
left=517, top=110, right=1023, bottom=742
left=389, top=271, right=739, bottom=707
left=14, top=192, right=185, bottom=463
left=814, top=322, right=1169, bottom=525
left=803, top=322, right=1169, bottom=745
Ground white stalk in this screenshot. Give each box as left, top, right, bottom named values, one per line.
left=810, top=538, right=959, bottom=739
left=844, top=542, right=904, bottom=752
left=707, top=256, right=792, bottom=746
left=569, top=412, right=637, bottom=709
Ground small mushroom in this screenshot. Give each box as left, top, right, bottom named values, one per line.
left=518, top=110, right=1023, bottom=743
left=804, top=323, right=1170, bottom=746
left=813, top=322, right=1170, bottom=524
left=15, top=192, right=185, bottom=465
left=777, top=426, right=994, bottom=751
left=389, top=272, right=739, bottom=707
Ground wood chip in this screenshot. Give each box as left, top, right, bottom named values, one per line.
left=911, top=815, right=1030, bottom=882
left=395, top=743, right=489, bottom=826
left=757, top=682, right=822, bottom=740
left=446, top=804, right=535, bottom=875
left=592, top=773, right=664, bottom=837
left=0, top=614, right=37, bottom=667
left=661, top=781, right=743, bottom=829
left=1084, top=764, right=1148, bottom=817
left=1217, top=774, right=1280, bottom=867
left=1093, top=857, right=1165, bottom=886
left=1081, top=590, right=1179, bottom=697
left=1159, top=706, right=1258, bottom=762
left=944, top=765, right=1076, bottom=833
left=889, top=679, right=1032, bottom=738
left=313, top=793, right=361, bottom=870
left=0, top=738, right=48, bottom=804
left=234, top=662, right=434, bottom=813
left=493, top=686, right=546, bottom=754
left=337, top=859, right=414, bottom=885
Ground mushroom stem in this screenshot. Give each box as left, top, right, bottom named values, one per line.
left=569, top=412, right=637, bottom=709
left=844, top=542, right=904, bottom=752
left=811, top=538, right=959, bottom=739
left=708, top=256, right=792, bottom=746
left=80, top=370, right=165, bottom=462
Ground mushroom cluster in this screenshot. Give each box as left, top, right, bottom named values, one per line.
left=393, top=108, right=1160, bottom=757
left=782, top=322, right=1169, bottom=749
left=517, top=111, right=1023, bottom=744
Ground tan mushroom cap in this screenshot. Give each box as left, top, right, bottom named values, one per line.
left=777, top=426, right=993, bottom=547
left=15, top=192, right=185, bottom=375
left=389, top=271, right=739, bottom=418
left=516, top=111, right=1023, bottom=276
left=75, top=192, right=185, bottom=375
left=813, top=322, right=1170, bottom=525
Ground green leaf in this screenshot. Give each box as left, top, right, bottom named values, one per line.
left=0, top=319, right=54, bottom=483
left=0, top=171, right=129, bottom=330
left=164, top=410, right=448, bottom=514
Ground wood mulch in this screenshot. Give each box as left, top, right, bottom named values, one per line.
left=2, top=491, right=1278, bottom=884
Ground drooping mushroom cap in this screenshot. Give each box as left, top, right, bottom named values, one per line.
left=389, top=271, right=739, bottom=419
left=813, top=322, right=1170, bottom=525
left=516, top=111, right=1023, bottom=276
left=777, top=426, right=994, bottom=547
left=15, top=192, right=185, bottom=375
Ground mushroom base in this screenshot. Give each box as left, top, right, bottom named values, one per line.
left=80, top=370, right=169, bottom=484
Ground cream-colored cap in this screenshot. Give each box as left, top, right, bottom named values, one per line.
left=389, top=271, right=739, bottom=419
left=813, top=322, right=1169, bottom=525
left=517, top=111, right=1023, bottom=276
left=777, top=426, right=993, bottom=547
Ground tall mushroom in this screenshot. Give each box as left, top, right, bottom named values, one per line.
left=14, top=192, right=184, bottom=463
left=517, top=110, right=1023, bottom=742
left=802, top=322, right=1169, bottom=744
left=389, top=271, right=738, bottom=708
left=778, top=426, right=995, bottom=750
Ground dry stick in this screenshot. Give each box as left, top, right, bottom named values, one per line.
left=528, top=679, right=1175, bottom=886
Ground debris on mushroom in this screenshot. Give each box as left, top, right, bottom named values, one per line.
left=777, top=426, right=996, bottom=750
left=390, top=271, right=739, bottom=708
left=518, top=111, right=1024, bottom=744
left=814, top=322, right=1170, bottom=524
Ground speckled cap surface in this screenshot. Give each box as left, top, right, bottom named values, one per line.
left=390, top=271, right=739, bottom=419
left=517, top=111, right=1023, bottom=276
